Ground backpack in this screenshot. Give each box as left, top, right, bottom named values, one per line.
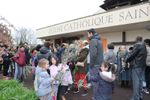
left=37, top=52, right=50, bottom=60
left=34, top=52, right=51, bottom=67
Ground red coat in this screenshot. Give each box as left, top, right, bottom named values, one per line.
left=12, top=50, right=26, bottom=67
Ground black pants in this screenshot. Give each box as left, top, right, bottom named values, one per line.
left=0, top=64, right=2, bottom=71
left=57, top=85, right=68, bottom=100
left=145, top=66, right=150, bottom=89
left=3, top=62, right=10, bottom=76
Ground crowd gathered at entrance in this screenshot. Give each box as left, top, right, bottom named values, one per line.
left=0, top=28, right=150, bottom=100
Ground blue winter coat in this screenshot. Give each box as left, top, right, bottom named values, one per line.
left=34, top=66, right=52, bottom=97
left=89, top=33, right=104, bottom=67
left=89, top=72, right=114, bottom=100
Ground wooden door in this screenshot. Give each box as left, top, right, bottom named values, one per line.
left=102, top=38, right=107, bottom=53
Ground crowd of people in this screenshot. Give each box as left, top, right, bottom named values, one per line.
left=0, top=28, right=150, bottom=100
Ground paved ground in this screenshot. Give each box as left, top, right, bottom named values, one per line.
left=1, top=73, right=150, bottom=100
left=64, top=86, right=150, bottom=100
left=23, top=74, right=150, bottom=100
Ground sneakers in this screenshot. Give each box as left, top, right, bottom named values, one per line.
left=142, top=88, right=149, bottom=94
left=67, top=86, right=71, bottom=91
left=81, top=90, right=88, bottom=96
left=65, top=91, right=69, bottom=95
left=73, top=89, right=79, bottom=93
left=87, top=83, right=91, bottom=88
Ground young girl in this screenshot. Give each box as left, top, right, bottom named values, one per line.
left=89, top=62, right=116, bottom=100
left=49, top=55, right=59, bottom=100
left=31, top=48, right=37, bottom=80
left=34, top=58, right=52, bottom=100
left=57, top=63, right=73, bottom=100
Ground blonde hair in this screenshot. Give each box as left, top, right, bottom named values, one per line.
left=38, top=58, right=49, bottom=68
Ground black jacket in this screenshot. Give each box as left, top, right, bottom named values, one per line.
left=126, top=42, right=147, bottom=68
left=34, top=46, right=51, bottom=67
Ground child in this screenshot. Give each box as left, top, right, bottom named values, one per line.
left=49, top=55, right=59, bottom=100
left=57, top=63, right=73, bottom=100
left=31, top=48, right=37, bottom=80
left=89, top=62, right=116, bottom=100
left=34, top=58, right=52, bottom=100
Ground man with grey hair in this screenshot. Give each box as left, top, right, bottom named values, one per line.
left=126, top=36, right=147, bottom=100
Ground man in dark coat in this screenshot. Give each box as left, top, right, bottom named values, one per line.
left=34, top=41, right=52, bottom=75
left=87, top=28, right=104, bottom=99
left=35, top=41, right=52, bottom=65
left=126, top=36, right=147, bottom=100
left=87, top=29, right=104, bottom=68
left=144, top=39, right=150, bottom=93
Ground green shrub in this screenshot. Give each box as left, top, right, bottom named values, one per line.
left=0, top=80, right=37, bottom=100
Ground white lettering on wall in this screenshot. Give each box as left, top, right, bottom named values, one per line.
left=119, top=6, right=149, bottom=21
left=37, top=3, right=150, bottom=37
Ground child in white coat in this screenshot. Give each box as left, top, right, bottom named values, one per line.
left=49, top=56, right=60, bottom=100
left=57, top=63, right=73, bottom=100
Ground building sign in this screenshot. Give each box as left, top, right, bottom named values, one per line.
left=37, top=3, right=150, bottom=38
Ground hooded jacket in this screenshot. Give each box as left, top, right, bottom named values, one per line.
left=34, top=66, right=52, bottom=97
left=89, top=33, right=104, bottom=67
left=89, top=70, right=114, bottom=100
left=37, top=46, right=51, bottom=61
left=34, top=46, right=51, bottom=67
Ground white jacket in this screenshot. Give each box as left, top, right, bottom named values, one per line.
left=58, top=64, right=73, bottom=86
left=99, top=71, right=116, bottom=82
left=49, top=64, right=59, bottom=84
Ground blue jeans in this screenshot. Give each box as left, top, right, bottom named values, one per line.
left=141, top=68, right=146, bottom=88
left=86, top=64, right=90, bottom=83
left=14, top=63, right=18, bottom=80
left=131, top=67, right=144, bottom=100
left=89, top=66, right=99, bottom=99
left=14, top=63, right=24, bottom=81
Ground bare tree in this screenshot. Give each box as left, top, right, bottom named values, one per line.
left=0, top=23, right=12, bottom=46
left=13, top=27, right=40, bottom=46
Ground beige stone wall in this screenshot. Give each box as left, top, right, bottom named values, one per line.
left=126, top=29, right=150, bottom=41
left=98, top=29, right=150, bottom=53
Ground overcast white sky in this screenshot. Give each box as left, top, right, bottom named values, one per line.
left=0, top=0, right=104, bottom=30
